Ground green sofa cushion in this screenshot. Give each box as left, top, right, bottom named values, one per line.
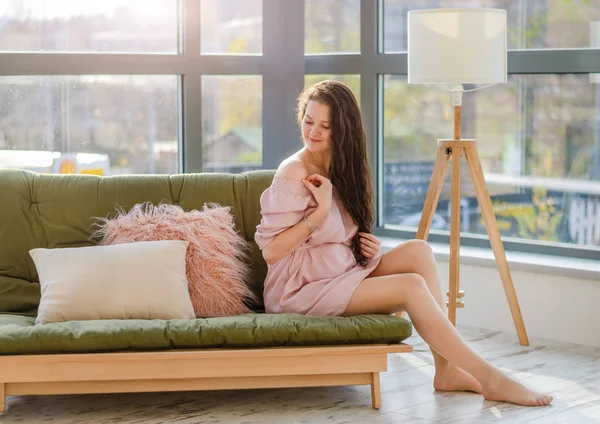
left=0, top=313, right=412, bottom=355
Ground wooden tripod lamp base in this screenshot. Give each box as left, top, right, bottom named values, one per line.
left=403, top=8, right=524, bottom=343
left=415, top=135, right=530, bottom=347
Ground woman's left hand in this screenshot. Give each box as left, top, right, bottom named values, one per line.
left=358, top=232, right=381, bottom=259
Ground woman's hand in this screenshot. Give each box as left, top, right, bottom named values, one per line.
left=302, top=174, right=333, bottom=218
left=359, top=232, right=381, bottom=259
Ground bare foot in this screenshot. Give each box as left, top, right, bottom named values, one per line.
left=433, top=364, right=483, bottom=394
left=483, top=370, right=553, bottom=406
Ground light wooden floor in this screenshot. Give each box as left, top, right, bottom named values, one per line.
left=2, top=326, right=599, bottom=424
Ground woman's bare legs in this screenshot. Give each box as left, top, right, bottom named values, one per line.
left=345, top=240, right=552, bottom=407
left=368, top=240, right=481, bottom=394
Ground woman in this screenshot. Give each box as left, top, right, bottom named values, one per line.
left=254, top=80, right=552, bottom=407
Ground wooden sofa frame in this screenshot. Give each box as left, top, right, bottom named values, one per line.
left=0, top=343, right=412, bottom=413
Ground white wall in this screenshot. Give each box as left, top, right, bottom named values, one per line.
left=435, top=259, right=600, bottom=348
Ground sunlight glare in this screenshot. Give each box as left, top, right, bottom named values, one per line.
left=3, top=0, right=171, bottom=19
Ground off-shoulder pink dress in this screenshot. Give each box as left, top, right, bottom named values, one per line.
left=254, top=176, right=383, bottom=316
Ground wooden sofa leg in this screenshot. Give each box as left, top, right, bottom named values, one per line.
left=0, top=383, right=5, bottom=413
left=371, top=372, right=381, bottom=409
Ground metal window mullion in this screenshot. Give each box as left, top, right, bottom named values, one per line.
left=360, top=0, right=380, bottom=227
left=181, top=74, right=202, bottom=173
left=262, top=0, right=305, bottom=170
left=0, top=53, right=187, bottom=75
left=194, top=56, right=263, bottom=74
left=0, top=53, right=264, bottom=76
left=305, top=54, right=406, bottom=74
left=508, top=49, right=600, bottom=74
left=181, top=0, right=202, bottom=173
left=182, top=0, right=200, bottom=55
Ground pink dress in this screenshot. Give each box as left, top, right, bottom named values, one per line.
left=254, top=176, right=383, bottom=316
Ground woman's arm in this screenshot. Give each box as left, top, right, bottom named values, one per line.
left=262, top=206, right=327, bottom=265
left=261, top=160, right=332, bottom=265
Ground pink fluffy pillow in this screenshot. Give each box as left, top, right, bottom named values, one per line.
left=93, top=202, right=256, bottom=318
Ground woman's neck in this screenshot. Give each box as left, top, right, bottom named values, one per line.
left=302, top=147, right=332, bottom=177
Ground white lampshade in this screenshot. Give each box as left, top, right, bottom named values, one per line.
left=408, top=8, right=507, bottom=85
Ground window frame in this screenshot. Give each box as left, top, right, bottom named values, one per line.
left=0, top=0, right=599, bottom=259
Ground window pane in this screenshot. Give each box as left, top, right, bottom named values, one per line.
left=201, top=76, right=262, bottom=172
left=383, top=74, right=600, bottom=249
left=305, top=0, right=360, bottom=54
left=201, top=0, right=262, bottom=54
left=383, top=1, right=600, bottom=52
left=0, top=0, right=177, bottom=53
left=304, top=75, right=361, bottom=105
left=0, top=76, right=179, bottom=175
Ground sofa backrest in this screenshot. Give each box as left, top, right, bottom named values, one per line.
left=0, top=169, right=275, bottom=316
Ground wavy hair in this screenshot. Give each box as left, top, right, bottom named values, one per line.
left=296, top=80, right=374, bottom=267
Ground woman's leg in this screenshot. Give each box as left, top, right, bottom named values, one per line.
left=343, top=272, right=552, bottom=406
left=367, top=240, right=481, bottom=393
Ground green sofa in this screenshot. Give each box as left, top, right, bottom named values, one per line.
left=0, top=169, right=412, bottom=412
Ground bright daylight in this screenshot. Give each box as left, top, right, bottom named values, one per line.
left=0, top=0, right=599, bottom=423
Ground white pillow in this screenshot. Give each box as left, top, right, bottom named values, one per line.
left=30, top=240, right=196, bottom=324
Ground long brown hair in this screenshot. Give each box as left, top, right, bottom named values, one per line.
left=297, top=80, right=374, bottom=267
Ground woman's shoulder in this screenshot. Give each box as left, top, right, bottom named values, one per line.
left=275, top=157, right=310, bottom=182
left=263, top=158, right=312, bottom=198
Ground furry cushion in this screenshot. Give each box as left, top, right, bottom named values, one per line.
left=93, top=203, right=256, bottom=318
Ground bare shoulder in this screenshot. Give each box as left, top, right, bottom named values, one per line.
left=275, top=158, right=310, bottom=182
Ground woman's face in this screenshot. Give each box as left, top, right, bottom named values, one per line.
left=302, top=100, right=332, bottom=153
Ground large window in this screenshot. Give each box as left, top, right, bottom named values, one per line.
left=201, top=75, right=262, bottom=172
left=378, top=1, right=600, bottom=258
left=0, top=0, right=267, bottom=176
left=1, top=1, right=598, bottom=259
left=0, top=75, right=178, bottom=174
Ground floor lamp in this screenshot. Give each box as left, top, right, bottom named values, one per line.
left=407, top=8, right=530, bottom=346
